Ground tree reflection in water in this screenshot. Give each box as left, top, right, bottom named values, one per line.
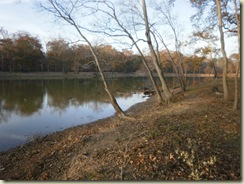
left=0, top=77, right=205, bottom=151
left=0, top=77, right=150, bottom=151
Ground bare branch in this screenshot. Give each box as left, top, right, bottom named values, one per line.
left=38, top=0, right=128, bottom=117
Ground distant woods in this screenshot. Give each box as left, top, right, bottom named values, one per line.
left=0, top=0, right=240, bottom=112
left=0, top=29, right=239, bottom=75
left=0, top=31, right=138, bottom=73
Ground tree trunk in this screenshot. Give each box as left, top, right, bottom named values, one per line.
left=43, top=0, right=128, bottom=118
left=210, top=46, right=218, bottom=79
left=1, top=53, right=4, bottom=72
left=152, top=30, right=186, bottom=92
left=91, top=45, right=126, bottom=117
left=72, top=25, right=126, bottom=118
left=177, top=56, right=187, bottom=91
left=233, top=62, right=240, bottom=109
left=142, top=0, right=172, bottom=102
left=213, top=62, right=218, bottom=79
left=163, top=44, right=185, bottom=91
left=233, top=0, right=240, bottom=110
left=133, top=42, right=164, bottom=104
left=103, top=2, right=164, bottom=104
left=89, top=46, right=126, bottom=117
left=216, top=0, right=229, bottom=100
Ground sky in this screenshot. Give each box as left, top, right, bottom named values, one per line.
left=0, top=0, right=239, bottom=57
left=0, top=0, right=63, bottom=40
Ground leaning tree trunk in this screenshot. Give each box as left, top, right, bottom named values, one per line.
left=216, top=0, right=229, bottom=100
left=70, top=25, right=127, bottom=118
left=118, top=27, right=164, bottom=104
left=142, top=0, right=172, bottom=102
left=98, top=2, right=164, bottom=104
left=83, top=38, right=126, bottom=118
left=133, top=42, right=165, bottom=104
left=40, top=0, right=127, bottom=118
left=153, top=30, right=186, bottom=92
left=175, top=54, right=187, bottom=91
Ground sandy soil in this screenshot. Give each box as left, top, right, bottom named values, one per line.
left=0, top=78, right=240, bottom=180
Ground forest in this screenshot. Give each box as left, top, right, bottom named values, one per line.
left=0, top=0, right=240, bottom=76
left=0, top=0, right=240, bottom=111
left=0, top=0, right=241, bottom=180
left=0, top=29, right=239, bottom=75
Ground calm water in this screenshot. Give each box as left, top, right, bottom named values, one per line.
left=0, top=76, right=205, bottom=152
left=0, top=77, right=153, bottom=152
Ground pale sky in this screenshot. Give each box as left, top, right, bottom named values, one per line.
left=0, top=0, right=238, bottom=57
left=0, top=0, right=62, bottom=40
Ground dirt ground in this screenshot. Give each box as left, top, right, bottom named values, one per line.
left=0, top=78, right=241, bottom=180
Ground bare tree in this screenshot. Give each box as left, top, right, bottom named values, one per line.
left=152, top=1, right=187, bottom=91
left=215, top=0, right=229, bottom=100
left=39, top=0, right=128, bottom=118
left=191, top=30, right=219, bottom=78
left=190, top=0, right=231, bottom=101
left=151, top=26, right=186, bottom=92
left=142, top=0, right=172, bottom=102
left=95, top=0, right=172, bottom=102
left=91, top=0, right=165, bottom=104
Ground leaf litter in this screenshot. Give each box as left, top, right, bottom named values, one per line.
left=0, top=78, right=240, bottom=180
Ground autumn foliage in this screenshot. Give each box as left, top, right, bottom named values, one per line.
left=0, top=29, right=239, bottom=75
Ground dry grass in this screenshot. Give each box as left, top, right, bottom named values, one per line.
left=0, top=78, right=240, bottom=180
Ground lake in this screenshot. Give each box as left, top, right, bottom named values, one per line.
left=0, top=76, right=205, bottom=152
left=0, top=77, right=152, bottom=152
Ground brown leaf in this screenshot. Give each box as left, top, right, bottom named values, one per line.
left=170, top=153, right=174, bottom=160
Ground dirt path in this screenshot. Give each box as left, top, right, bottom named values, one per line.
left=0, top=78, right=240, bottom=180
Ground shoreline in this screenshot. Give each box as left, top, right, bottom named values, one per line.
left=0, top=78, right=240, bottom=180
left=0, top=71, right=238, bottom=80
left=0, top=93, right=150, bottom=153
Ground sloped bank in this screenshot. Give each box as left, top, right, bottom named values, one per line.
left=0, top=78, right=240, bottom=180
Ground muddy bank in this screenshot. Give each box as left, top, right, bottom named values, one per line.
left=0, top=78, right=240, bottom=180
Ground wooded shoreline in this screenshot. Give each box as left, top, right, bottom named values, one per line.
left=0, top=71, right=238, bottom=80
left=0, top=78, right=240, bottom=180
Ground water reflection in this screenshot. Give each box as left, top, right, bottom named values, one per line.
left=2, top=82, right=44, bottom=119
left=0, top=77, right=206, bottom=152
left=0, top=78, right=152, bottom=152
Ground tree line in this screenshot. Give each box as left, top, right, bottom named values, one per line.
left=0, top=30, right=142, bottom=73
left=0, top=28, right=238, bottom=75
left=1, top=0, right=240, bottom=114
